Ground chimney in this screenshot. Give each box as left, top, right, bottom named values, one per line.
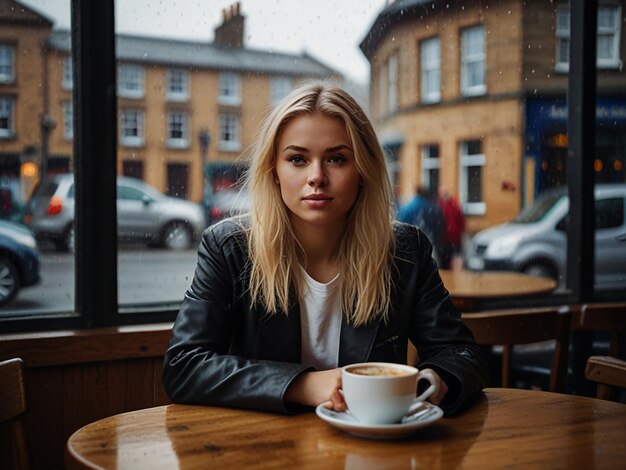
left=214, top=2, right=244, bottom=48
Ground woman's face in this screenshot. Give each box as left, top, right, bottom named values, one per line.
left=274, top=113, right=361, bottom=233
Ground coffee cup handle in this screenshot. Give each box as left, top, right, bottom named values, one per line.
left=407, top=369, right=439, bottom=414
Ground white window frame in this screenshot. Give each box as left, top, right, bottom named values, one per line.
left=63, top=101, right=73, bottom=140
left=118, top=64, right=144, bottom=99
left=167, top=111, right=190, bottom=149
left=218, top=114, right=241, bottom=152
left=166, top=69, right=189, bottom=102
left=63, top=56, right=73, bottom=90
left=555, top=4, right=622, bottom=72
left=420, top=37, right=441, bottom=103
left=270, top=76, right=292, bottom=104
left=459, top=140, right=486, bottom=215
left=0, top=96, right=14, bottom=139
left=219, top=72, right=241, bottom=105
left=461, top=26, right=486, bottom=96
left=388, top=53, right=398, bottom=113
left=0, top=45, right=15, bottom=83
left=119, top=109, right=144, bottom=147
left=421, top=144, right=440, bottom=190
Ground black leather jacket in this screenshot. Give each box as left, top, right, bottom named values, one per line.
left=163, top=218, right=488, bottom=416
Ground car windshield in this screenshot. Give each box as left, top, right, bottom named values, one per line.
left=513, top=190, right=566, bottom=223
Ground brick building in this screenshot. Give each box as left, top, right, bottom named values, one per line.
left=361, top=0, right=626, bottom=232
left=0, top=0, right=339, bottom=214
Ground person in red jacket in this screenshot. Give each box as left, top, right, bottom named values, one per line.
left=438, top=186, right=465, bottom=269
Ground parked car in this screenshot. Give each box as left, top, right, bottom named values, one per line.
left=465, top=184, right=626, bottom=290
left=26, top=174, right=206, bottom=251
left=0, top=219, right=40, bottom=306
left=204, top=189, right=251, bottom=225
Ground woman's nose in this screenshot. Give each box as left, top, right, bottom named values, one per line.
left=307, top=163, right=328, bottom=187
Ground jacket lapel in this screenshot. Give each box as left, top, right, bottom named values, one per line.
left=338, top=317, right=382, bottom=366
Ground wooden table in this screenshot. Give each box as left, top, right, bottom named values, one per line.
left=66, top=388, right=626, bottom=469
left=439, top=269, right=557, bottom=311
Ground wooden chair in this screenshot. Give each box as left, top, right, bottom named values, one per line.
left=574, top=303, right=626, bottom=357
left=462, top=306, right=571, bottom=393
left=0, top=358, right=29, bottom=470
left=585, top=356, right=626, bottom=400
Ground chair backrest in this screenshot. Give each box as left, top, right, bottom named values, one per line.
left=575, top=303, right=626, bottom=357
left=462, top=306, right=571, bottom=393
left=585, top=355, right=626, bottom=400
left=0, top=358, right=29, bottom=470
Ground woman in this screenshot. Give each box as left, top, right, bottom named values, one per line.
left=162, top=82, right=488, bottom=416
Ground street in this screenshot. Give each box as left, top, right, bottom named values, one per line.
left=0, top=247, right=199, bottom=316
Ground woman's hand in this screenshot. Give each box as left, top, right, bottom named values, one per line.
left=284, top=368, right=346, bottom=411
left=420, top=368, right=448, bottom=405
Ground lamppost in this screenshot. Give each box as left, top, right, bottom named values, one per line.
left=40, top=114, right=57, bottom=185
left=199, top=128, right=211, bottom=205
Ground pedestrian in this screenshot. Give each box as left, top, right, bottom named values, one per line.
left=396, top=185, right=445, bottom=262
left=438, top=186, right=466, bottom=269
left=162, top=82, right=488, bottom=417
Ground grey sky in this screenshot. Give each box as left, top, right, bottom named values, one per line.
left=20, top=0, right=387, bottom=83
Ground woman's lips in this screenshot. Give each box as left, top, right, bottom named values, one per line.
left=303, top=194, right=333, bottom=208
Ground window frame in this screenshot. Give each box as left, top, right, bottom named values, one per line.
left=421, top=144, right=440, bottom=190
left=460, top=25, right=486, bottom=97
left=270, top=76, right=292, bottom=104
left=218, top=72, right=241, bottom=105
left=0, top=96, right=15, bottom=139
left=166, top=111, right=190, bottom=149
left=0, top=44, right=15, bottom=83
left=119, top=109, right=145, bottom=147
left=117, top=64, right=145, bottom=99
left=459, top=140, right=486, bottom=215
left=63, top=56, right=73, bottom=90
left=166, top=68, right=189, bottom=102
left=420, top=36, right=441, bottom=103
left=218, top=113, right=241, bottom=152
left=63, top=101, right=73, bottom=140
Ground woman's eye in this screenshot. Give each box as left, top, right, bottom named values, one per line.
left=328, top=155, right=346, bottom=164
left=288, top=155, right=305, bottom=165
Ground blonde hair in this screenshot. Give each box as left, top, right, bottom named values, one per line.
left=243, top=81, right=395, bottom=327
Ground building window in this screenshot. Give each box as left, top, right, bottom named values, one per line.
left=420, top=37, right=441, bottom=103
left=556, top=4, right=622, bottom=71
left=63, top=56, right=73, bottom=90
left=219, top=72, right=241, bottom=105
left=0, top=45, right=15, bottom=83
left=270, top=76, right=292, bottom=104
left=460, top=25, right=486, bottom=96
left=388, top=53, right=398, bottom=113
left=218, top=114, right=240, bottom=151
left=119, top=109, right=144, bottom=147
left=167, top=111, right=190, bottom=148
left=421, top=144, right=440, bottom=191
left=166, top=69, right=189, bottom=101
left=459, top=140, right=486, bottom=215
left=63, top=101, right=73, bottom=140
left=118, top=64, right=144, bottom=99
left=0, top=97, right=14, bottom=138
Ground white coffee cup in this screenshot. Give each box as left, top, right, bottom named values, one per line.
left=341, top=362, right=439, bottom=425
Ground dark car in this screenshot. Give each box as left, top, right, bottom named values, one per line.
left=0, top=219, right=41, bottom=306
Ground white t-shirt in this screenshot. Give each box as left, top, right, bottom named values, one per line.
left=299, top=269, right=342, bottom=371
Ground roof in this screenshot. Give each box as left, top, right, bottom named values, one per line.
left=47, top=30, right=340, bottom=78
left=359, top=0, right=436, bottom=58
left=0, top=0, right=53, bottom=27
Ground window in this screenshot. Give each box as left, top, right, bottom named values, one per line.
left=166, top=69, right=189, bottom=101
left=167, top=111, right=190, bottom=148
left=219, top=72, right=241, bottom=105
left=0, top=97, right=14, bottom=138
left=388, top=53, right=398, bottom=113
left=461, top=26, right=486, bottom=96
left=0, top=45, right=14, bottom=82
left=119, top=109, right=144, bottom=147
left=420, top=37, right=441, bottom=103
left=556, top=5, right=622, bottom=71
left=63, top=56, right=73, bottom=90
left=459, top=140, right=486, bottom=215
left=421, top=144, right=440, bottom=191
left=63, top=101, right=73, bottom=140
left=270, top=76, right=292, bottom=104
left=118, top=64, right=144, bottom=98
left=218, top=114, right=241, bottom=151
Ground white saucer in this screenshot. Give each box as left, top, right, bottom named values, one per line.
left=315, top=402, right=443, bottom=439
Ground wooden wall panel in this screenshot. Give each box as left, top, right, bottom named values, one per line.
left=126, top=358, right=157, bottom=411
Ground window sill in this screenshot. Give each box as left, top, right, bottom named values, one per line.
left=218, top=142, right=241, bottom=152
left=167, top=139, right=190, bottom=149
